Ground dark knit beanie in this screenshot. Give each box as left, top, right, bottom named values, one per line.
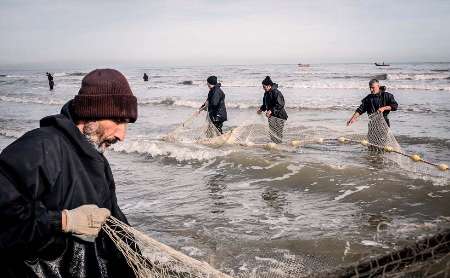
left=72, top=69, right=138, bottom=123
left=207, top=76, right=217, bottom=85
left=262, top=76, right=273, bottom=86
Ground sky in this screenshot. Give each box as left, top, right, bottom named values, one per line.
left=1, top=0, right=450, bottom=66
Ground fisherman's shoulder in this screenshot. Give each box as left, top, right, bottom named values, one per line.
left=383, top=91, right=395, bottom=98
left=361, top=94, right=372, bottom=102
left=3, top=126, right=65, bottom=154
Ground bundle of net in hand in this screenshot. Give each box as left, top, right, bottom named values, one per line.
left=102, top=216, right=232, bottom=278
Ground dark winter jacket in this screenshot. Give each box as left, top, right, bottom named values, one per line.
left=356, top=91, right=398, bottom=126
left=259, top=84, right=288, bottom=120
left=202, top=83, right=227, bottom=122
left=0, top=101, right=134, bottom=278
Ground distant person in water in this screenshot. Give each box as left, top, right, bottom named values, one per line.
left=199, top=76, right=227, bottom=134
left=46, top=72, right=54, bottom=90
left=257, top=76, right=288, bottom=143
left=347, top=79, right=398, bottom=127
left=143, top=73, right=149, bottom=82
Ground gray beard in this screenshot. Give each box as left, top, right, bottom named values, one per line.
left=83, top=134, right=105, bottom=153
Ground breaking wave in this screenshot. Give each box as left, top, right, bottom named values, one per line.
left=112, top=140, right=235, bottom=162
left=0, top=95, right=65, bottom=105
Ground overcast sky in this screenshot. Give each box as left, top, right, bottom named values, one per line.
left=1, top=0, right=450, bottom=66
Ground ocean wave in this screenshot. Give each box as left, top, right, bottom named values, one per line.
left=387, top=73, right=449, bottom=81
left=395, top=135, right=450, bottom=147
left=140, top=80, right=450, bottom=91
left=330, top=73, right=388, bottom=80
left=178, top=80, right=194, bottom=85
left=4, top=75, right=25, bottom=78
left=0, top=129, right=23, bottom=138
left=0, top=95, right=65, bottom=105
left=281, top=83, right=450, bottom=91
left=138, top=97, right=450, bottom=113
left=54, top=72, right=87, bottom=77
left=112, top=140, right=234, bottom=162
left=140, top=98, right=203, bottom=108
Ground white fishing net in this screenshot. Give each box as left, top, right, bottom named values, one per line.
left=102, top=216, right=450, bottom=278
left=102, top=216, right=232, bottom=278
left=102, top=112, right=450, bottom=278
left=310, top=228, right=450, bottom=278
left=164, top=111, right=448, bottom=178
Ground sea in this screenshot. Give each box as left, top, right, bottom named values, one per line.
left=1, top=62, right=449, bottom=275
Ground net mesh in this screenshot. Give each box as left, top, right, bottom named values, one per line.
left=136, top=111, right=450, bottom=277
left=102, top=216, right=450, bottom=278
left=102, top=216, right=232, bottom=278
left=164, top=111, right=448, bottom=178
left=310, top=228, right=450, bottom=278
left=164, top=113, right=223, bottom=145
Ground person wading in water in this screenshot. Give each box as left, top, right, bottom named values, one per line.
left=257, top=76, right=288, bottom=143
left=46, top=72, right=54, bottom=90
left=199, top=75, right=227, bottom=134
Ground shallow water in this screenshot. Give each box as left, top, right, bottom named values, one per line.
left=0, top=63, right=449, bottom=275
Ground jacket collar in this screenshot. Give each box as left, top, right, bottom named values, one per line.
left=40, top=100, right=103, bottom=159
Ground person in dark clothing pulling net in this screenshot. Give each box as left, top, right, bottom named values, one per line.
left=0, top=69, right=138, bottom=278
left=347, top=79, right=398, bottom=147
left=46, top=72, right=54, bottom=90
left=257, top=76, right=288, bottom=143
left=199, top=76, right=227, bottom=134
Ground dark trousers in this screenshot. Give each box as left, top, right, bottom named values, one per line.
left=213, top=121, right=224, bottom=134
left=49, top=81, right=54, bottom=90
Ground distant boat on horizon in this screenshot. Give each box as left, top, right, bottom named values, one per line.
left=298, top=63, right=310, bottom=67
left=374, top=62, right=390, bottom=67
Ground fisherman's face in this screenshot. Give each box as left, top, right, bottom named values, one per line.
left=82, top=119, right=128, bottom=152
left=263, top=84, right=272, bottom=92
left=370, top=83, right=380, bottom=94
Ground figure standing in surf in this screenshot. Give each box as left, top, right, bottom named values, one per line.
left=347, top=79, right=398, bottom=147
left=199, top=76, right=227, bottom=135
left=257, top=76, right=288, bottom=143
left=46, top=72, right=54, bottom=90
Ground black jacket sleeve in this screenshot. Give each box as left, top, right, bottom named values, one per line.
left=273, top=91, right=285, bottom=116
left=356, top=98, right=367, bottom=115
left=386, top=93, right=398, bottom=111
left=0, top=131, right=62, bottom=257
left=260, top=94, right=266, bottom=111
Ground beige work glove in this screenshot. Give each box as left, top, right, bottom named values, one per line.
left=62, top=204, right=111, bottom=242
